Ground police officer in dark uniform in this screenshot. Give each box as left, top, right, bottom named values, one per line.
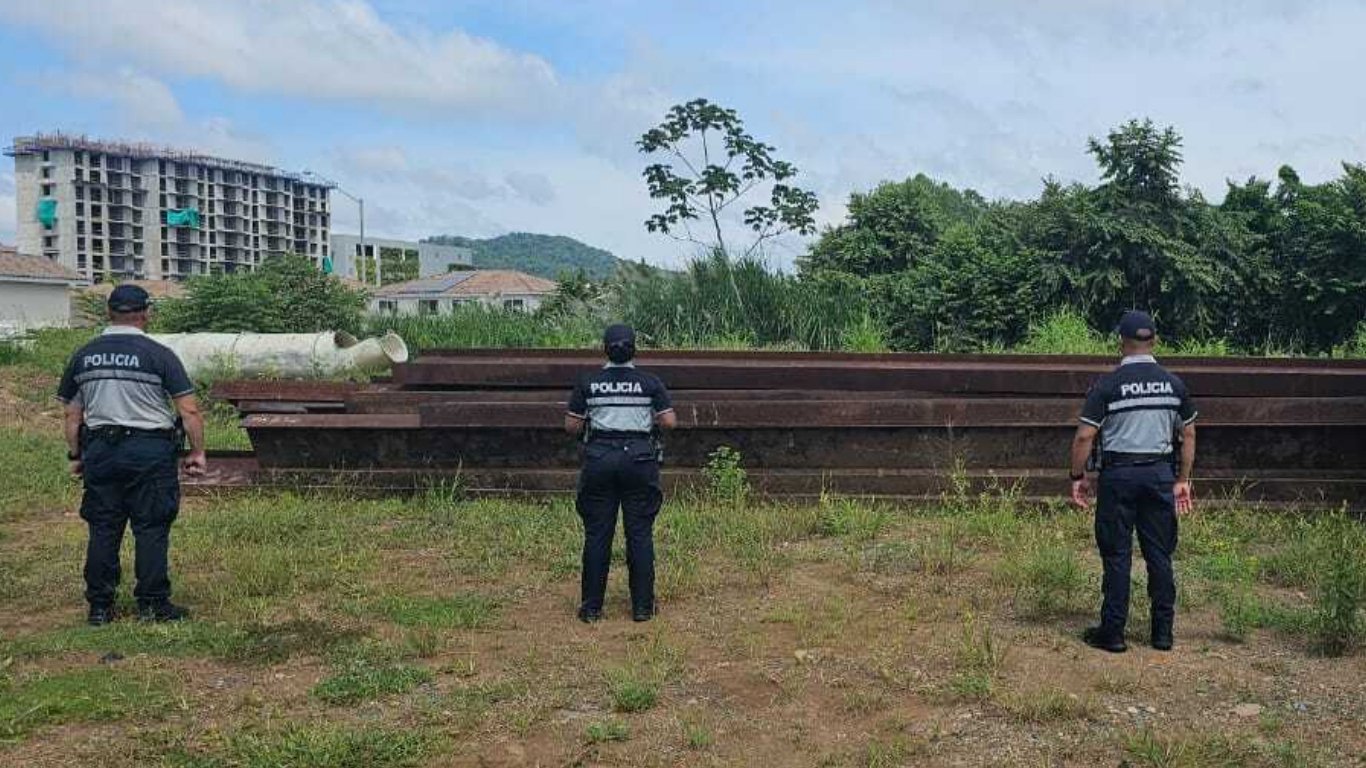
left=57, top=284, right=207, bottom=626
left=1069, top=310, right=1197, bottom=653
left=564, top=325, right=676, bottom=623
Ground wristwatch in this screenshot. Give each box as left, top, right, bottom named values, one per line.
left=1069, top=470, right=1085, bottom=481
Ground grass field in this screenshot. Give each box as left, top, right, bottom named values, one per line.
left=2, top=326, right=1365, bottom=767
left=1, top=412, right=1364, bottom=766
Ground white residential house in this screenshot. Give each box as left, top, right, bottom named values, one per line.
left=369, top=270, right=557, bottom=315
left=0, top=244, right=86, bottom=336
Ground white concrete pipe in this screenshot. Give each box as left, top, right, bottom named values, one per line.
left=149, top=331, right=409, bottom=379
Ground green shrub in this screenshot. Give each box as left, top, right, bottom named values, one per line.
left=1311, top=513, right=1366, bottom=656
left=701, top=446, right=749, bottom=505
left=155, top=254, right=367, bottom=334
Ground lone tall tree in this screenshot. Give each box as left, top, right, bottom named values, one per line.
left=638, top=98, right=819, bottom=258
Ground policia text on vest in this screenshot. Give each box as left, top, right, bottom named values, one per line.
left=56, top=284, right=208, bottom=627
left=1069, top=311, right=1197, bottom=655
left=564, top=325, right=677, bottom=624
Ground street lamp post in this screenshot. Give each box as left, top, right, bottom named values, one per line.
left=301, top=171, right=373, bottom=286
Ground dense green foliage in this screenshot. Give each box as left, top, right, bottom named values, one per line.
left=803, top=119, right=1366, bottom=354
left=154, top=255, right=368, bottom=334
left=424, top=232, right=625, bottom=281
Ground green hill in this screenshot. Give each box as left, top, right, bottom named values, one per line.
left=425, top=232, right=624, bottom=281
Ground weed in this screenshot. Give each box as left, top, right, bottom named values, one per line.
left=585, top=719, right=629, bottom=744
left=0, top=666, right=179, bottom=741
left=862, top=736, right=918, bottom=768
left=608, top=670, right=659, bottom=713
left=701, top=445, right=749, bottom=505
left=840, top=689, right=889, bottom=715
left=1, top=618, right=363, bottom=665
left=1311, top=512, right=1366, bottom=656
left=994, top=532, right=1090, bottom=618
left=682, top=719, right=714, bottom=750
left=168, top=724, right=437, bottom=768
left=368, top=593, right=499, bottom=630
left=944, top=671, right=992, bottom=701
left=311, top=659, right=433, bottom=706
left=996, top=687, right=1094, bottom=722
left=814, top=495, right=887, bottom=541
left=1122, top=728, right=1255, bottom=768
left=954, top=612, right=1009, bottom=676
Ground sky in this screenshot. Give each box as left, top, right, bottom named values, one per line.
left=1, top=0, right=1364, bottom=269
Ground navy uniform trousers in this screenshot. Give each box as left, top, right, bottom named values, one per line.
left=80, top=433, right=180, bottom=608
left=576, top=436, right=663, bottom=613
left=1095, top=463, right=1179, bottom=634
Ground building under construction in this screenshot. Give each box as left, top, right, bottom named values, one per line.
left=6, top=133, right=332, bottom=283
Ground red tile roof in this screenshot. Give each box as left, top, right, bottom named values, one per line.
left=0, top=245, right=82, bottom=283
left=374, top=269, right=557, bottom=298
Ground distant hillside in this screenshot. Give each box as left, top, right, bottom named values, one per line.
left=425, top=232, right=624, bottom=281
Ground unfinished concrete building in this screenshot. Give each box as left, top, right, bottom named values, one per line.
left=6, top=133, right=332, bottom=283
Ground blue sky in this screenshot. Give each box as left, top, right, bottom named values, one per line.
left=2, top=0, right=1365, bottom=268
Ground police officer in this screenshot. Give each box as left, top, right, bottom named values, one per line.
left=57, top=284, right=207, bottom=626
left=564, top=325, right=676, bottom=623
left=1069, top=310, right=1197, bottom=653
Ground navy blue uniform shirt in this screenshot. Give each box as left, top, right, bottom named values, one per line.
left=567, top=362, right=673, bottom=438
left=1080, top=354, right=1197, bottom=455
left=57, top=326, right=194, bottom=430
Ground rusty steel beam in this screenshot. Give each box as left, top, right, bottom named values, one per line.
left=212, top=380, right=360, bottom=405
left=184, top=461, right=1366, bottom=507
left=243, top=420, right=1365, bottom=473
left=390, top=358, right=1366, bottom=397
left=413, top=347, right=1366, bottom=370
left=415, top=397, right=1366, bottom=428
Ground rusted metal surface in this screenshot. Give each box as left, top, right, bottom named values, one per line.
left=185, top=461, right=1366, bottom=506
left=209, top=349, right=1366, bottom=507
left=212, top=380, right=360, bottom=404
left=390, top=358, right=1366, bottom=398
left=243, top=421, right=1365, bottom=473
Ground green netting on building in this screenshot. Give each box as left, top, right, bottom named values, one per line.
left=321, top=255, right=334, bottom=274
left=166, top=208, right=201, bottom=227
left=37, top=199, right=57, bottom=228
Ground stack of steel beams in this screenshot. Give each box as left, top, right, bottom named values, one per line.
left=207, top=350, right=1366, bottom=506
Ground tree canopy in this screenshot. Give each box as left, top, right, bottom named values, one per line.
left=802, top=119, right=1366, bottom=354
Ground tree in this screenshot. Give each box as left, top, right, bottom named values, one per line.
left=802, top=174, right=987, bottom=276
left=638, top=98, right=819, bottom=258
left=155, top=254, right=368, bottom=334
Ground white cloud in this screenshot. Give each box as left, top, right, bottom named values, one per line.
left=0, top=0, right=561, bottom=118
left=504, top=171, right=556, bottom=205
left=49, top=67, right=185, bottom=130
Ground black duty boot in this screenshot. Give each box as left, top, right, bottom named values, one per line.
left=87, top=605, right=116, bottom=626
left=632, top=606, right=655, bottom=623
left=1151, top=623, right=1173, bottom=651
left=138, top=601, right=190, bottom=623
left=1082, top=625, right=1128, bottom=653
left=577, top=607, right=603, bottom=624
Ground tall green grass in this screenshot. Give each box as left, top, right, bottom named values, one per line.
left=363, top=304, right=600, bottom=352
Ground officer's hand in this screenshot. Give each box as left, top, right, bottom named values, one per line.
left=69, top=460, right=83, bottom=477
left=1173, top=480, right=1193, bottom=514
left=1070, top=477, right=1092, bottom=509
left=183, top=450, right=207, bottom=477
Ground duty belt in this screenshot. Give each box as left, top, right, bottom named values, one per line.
left=87, top=425, right=177, bottom=443
left=1102, top=451, right=1173, bottom=468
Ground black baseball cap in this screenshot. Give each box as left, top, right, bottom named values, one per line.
left=1116, top=310, right=1157, bottom=341
left=108, top=284, right=151, bottom=313
left=603, top=324, right=635, bottom=347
